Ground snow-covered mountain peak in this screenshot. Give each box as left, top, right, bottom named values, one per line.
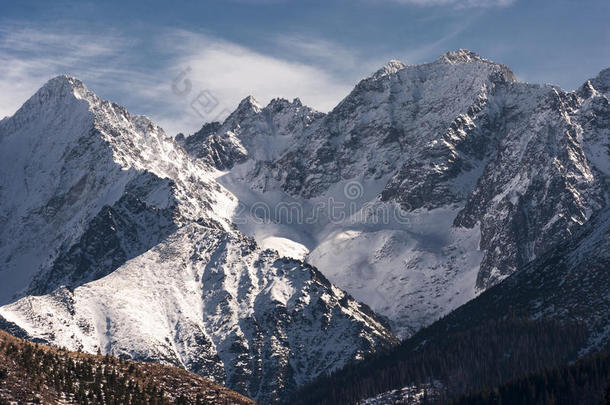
left=176, top=50, right=608, bottom=339
left=178, top=92, right=323, bottom=166
left=2, top=52, right=609, bottom=402
left=39, top=74, right=88, bottom=97
left=221, top=95, right=264, bottom=130
left=0, top=74, right=242, bottom=303
left=237, top=95, right=263, bottom=113
left=371, top=59, right=407, bottom=79
left=1, top=75, right=93, bottom=137
left=431, top=49, right=513, bottom=79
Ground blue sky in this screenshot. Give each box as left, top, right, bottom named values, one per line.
left=1, top=0, right=608, bottom=135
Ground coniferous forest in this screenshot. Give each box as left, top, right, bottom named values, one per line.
left=0, top=330, right=253, bottom=404
left=293, top=318, right=609, bottom=405
left=450, top=352, right=610, bottom=405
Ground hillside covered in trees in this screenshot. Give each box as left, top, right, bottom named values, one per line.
left=294, top=318, right=605, bottom=404
left=450, top=352, right=610, bottom=405
left=0, top=330, right=254, bottom=404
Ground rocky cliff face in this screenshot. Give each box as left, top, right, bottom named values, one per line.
left=454, top=206, right=610, bottom=353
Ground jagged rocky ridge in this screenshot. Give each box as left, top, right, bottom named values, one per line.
left=179, top=50, right=609, bottom=337
left=0, top=76, right=396, bottom=404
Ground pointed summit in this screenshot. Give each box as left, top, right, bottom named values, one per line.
left=237, top=95, right=262, bottom=112
left=3, top=75, right=96, bottom=135
left=35, top=75, right=91, bottom=102
left=222, top=95, right=263, bottom=126
left=372, top=60, right=407, bottom=79
left=21, top=75, right=95, bottom=115
left=41, top=74, right=86, bottom=91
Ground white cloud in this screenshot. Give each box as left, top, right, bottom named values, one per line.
left=156, top=30, right=359, bottom=134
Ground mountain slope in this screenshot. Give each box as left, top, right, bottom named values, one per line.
left=0, top=329, right=255, bottom=404
left=292, top=207, right=610, bottom=404
left=0, top=224, right=396, bottom=403
left=180, top=50, right=609, bottom=337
